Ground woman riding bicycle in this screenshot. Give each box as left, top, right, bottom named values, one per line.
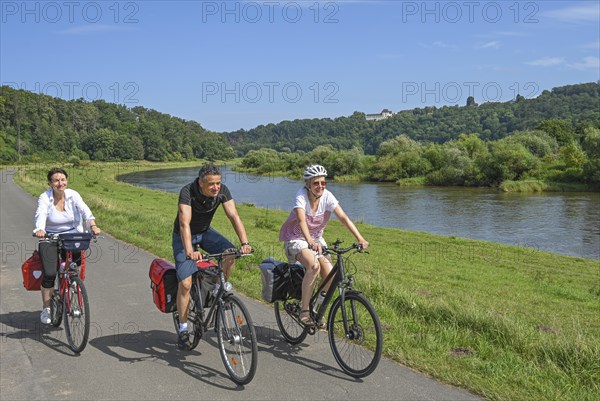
left=279, top=164, right=369, bottom=327
left=33, top=168, right=102, bottom=325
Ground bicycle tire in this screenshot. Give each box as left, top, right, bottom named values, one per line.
left=327, top=291, right=382, bottom=378
left=49, top=292, right=62, bottom=327
left=172, top=284, right=202, bottom=350
left=63, top=277, right=90, bottom=353
left=274, top=299, right=308, bottom=344
left=216, top=295, right=258, bottom=385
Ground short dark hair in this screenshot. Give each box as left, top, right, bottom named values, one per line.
left=47, top=167, right=68, bottom=182
left=198, top=163, right=221, bottom=180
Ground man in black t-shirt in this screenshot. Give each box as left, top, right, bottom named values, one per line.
left=172, top=163, right=252, bottom=350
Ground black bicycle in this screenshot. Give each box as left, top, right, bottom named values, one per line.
left=172, top=249, right=258, bottom=385
left=274, top=240, right=383, bottom=378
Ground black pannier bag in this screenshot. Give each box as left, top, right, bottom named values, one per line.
left=60, top=232, right=93, bottom=251
left=259, top=258, right=305, bottom=303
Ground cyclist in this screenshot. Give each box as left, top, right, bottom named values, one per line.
left=33, top=167, right=102, bottom=324
left=279, top=164, right=369, bottom=327
left=172, top=163, right=252, bottom=350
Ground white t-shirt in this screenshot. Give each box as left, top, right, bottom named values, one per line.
left=279, top=187, right=339, bottom=241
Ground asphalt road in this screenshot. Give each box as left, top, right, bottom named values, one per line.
left=0, top=169, right=480, bottom=400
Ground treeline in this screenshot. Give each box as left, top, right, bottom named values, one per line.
left=239, top=123, right=600, bottom=187
left=225, top=82, right=600, bottom=155
left=1, top=82, right=599, bottom=173
left=0, top=86, right=235, bottom=163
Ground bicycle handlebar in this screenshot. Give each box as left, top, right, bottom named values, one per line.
left=202, top=249, right=252, bottom=261
left=33, top=232, right=102, bottom=240
left=323, top=241, right=365, bottom=256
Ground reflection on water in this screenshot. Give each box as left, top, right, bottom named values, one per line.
left=119, top=166, right=600, bottom=260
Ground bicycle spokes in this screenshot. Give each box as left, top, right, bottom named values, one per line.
left=63, top=277, right=90, bottom=353
left=216, top=296, right=258, bottom=385
left=328, top=292, right=382, bottom=378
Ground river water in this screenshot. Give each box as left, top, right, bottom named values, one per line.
left=119, top=166, right=600, bottom=260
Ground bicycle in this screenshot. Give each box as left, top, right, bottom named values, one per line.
left=172, top=249, right=258, bottom=385
left=37, top=232, right=96, bottom=353
left=274, top=239, right=383, bottom=378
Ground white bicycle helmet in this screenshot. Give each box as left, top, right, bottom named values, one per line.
left=303, top=164, right=328, bottom=180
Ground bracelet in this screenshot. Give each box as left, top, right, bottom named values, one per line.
left=90, top=225, right=97, bottom=228
left=241, top=242, right=250, bottom=246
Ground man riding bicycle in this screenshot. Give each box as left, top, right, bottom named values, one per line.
left=172, top=164, right=252, bottom=350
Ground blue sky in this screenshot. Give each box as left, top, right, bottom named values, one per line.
left=1, top=0, right=599, bottom=132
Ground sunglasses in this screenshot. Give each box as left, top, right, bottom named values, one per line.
left=312, top=180, right=326, bottom=187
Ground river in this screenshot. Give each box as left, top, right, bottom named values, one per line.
left=119, top=166, right=600, bottom=260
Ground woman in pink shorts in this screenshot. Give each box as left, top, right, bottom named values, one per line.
left=279, top=165, right=369, bottom=327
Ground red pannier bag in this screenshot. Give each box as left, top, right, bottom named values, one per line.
left=22, top=251, right=88, bottom=291
left=22, top=251, right=43, bottom=291
left=149, top=259, right=178, bottom=313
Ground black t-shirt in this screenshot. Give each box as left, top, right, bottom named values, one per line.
left=172, top=179, right=233, bottom=235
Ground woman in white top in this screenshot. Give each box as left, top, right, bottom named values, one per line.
left=33, top=168, right=102, bottom=324
left=279, top=165, right=369, bottom=327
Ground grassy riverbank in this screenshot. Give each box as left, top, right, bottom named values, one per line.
left=11, top=162, right=600, bottom=401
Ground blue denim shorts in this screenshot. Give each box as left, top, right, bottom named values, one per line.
left=172, top=227, right=234, bottom=281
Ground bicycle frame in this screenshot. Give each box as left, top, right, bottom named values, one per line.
left=309, top=242, right=359, bottom=331
left=56, top=247, right=81, bottom=311
left=192, top=256, right=231, bottom=331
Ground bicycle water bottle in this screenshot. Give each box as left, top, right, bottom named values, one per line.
left=313, top=291, right=326, bottom=314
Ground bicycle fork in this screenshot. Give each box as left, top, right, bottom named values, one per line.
left=65, top=276, right=82, bottom=317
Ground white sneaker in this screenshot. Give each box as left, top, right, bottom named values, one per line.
left=40, top=307, right=51, bottom=324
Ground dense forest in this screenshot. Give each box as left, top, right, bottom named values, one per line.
left=0, top=86, right=235, bottom=163
left=226, top=82, right=600, bottom=154
left=1, top=83, right=599, bottom=188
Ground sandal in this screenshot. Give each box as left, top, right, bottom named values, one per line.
left=299, top=310, right=315, bottom=327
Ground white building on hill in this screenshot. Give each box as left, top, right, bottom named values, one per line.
left=365, top=109, right=394, bottom=121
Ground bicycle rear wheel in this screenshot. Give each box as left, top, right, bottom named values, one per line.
left=172, top=284, right=202, bottom=350
left=328, top=291, right=382, bottom=378
left=63, top=276, right=90, bottom=353
left=216, top=295, right=258, bottom=385
left=274, top=299, right=307, bottom=344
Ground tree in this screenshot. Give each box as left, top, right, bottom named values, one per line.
left=503, top=130, right=559, bottom=159
left=484, top=141, right=540, bottom=183
left=537, top=119, right=575, bottom=146
left=561, top=143, right=587, bottom=169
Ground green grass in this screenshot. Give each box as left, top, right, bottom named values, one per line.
left=10, top=162, right=600, bottom=401
left=500, top=179, right=592, bottom=192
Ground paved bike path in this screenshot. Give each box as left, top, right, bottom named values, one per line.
left=0, top=170, right=480, bottom=400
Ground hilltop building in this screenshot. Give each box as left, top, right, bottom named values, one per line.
left=365, top=109, right=394, bottom=121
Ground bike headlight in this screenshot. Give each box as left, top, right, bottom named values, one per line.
left=223, top=282, right=233, bottom=292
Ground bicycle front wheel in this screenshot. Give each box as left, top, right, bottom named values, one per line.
left=328, top=291, right=382, bottom=378
left=216, top=295, right=258, bottom=385
left=63, top=277, right=90, bottom=353
left=274, top=299, right=307, bottom=344
left=49, top=292, right=62, bottom=327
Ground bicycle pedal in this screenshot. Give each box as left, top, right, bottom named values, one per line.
left=73, top=310, right=81, bottom=317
